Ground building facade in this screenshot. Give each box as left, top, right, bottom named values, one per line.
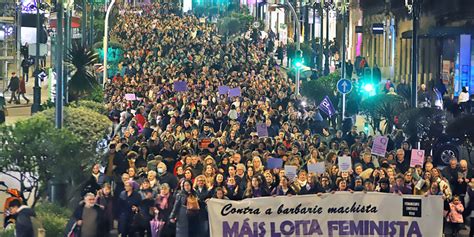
left=356, top=0, right=474, bottom=96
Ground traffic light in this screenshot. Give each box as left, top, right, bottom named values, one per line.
left=364, top=122, right=369, bottom=134
left=360, top=67, right=375, bottom=96
left=293, top=50, right=304, bottom=69
left=363, top=83, right=374, bottom=93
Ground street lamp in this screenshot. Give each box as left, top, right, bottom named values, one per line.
left=309, top=0, right=323, bottom=74
left=102, top=0, right=116, bottom=87
left=322, top=0, right=335, bottom=76
left=30, top=1, right=50, bottom=114
left=268, top=2, right=301, bottom=96
left=334, top=0, right=349, bottom=79
left=405, top=0, right=421, bottom=108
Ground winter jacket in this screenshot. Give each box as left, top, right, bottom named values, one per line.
left=15, top=206, right=36, bottom=237
left=448, top=202, right=464, bottom=223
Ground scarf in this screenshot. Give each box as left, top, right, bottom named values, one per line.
left=158, top=193, right=170, bottom=210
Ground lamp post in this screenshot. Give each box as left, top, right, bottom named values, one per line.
left=268, top=2, right=301, bottom=96
left=406, top=0, right=420, bottom=108
left=102, top=0, right=116, bottom=87
left=336, top=0, right=348, bottom=79
left=285, top=0, right=301, bottom=97
left=31, top=1, right=41, bottom=114
left=322, top=0, right=335, bottom=76
left=55, top=0, right=64, bottom=129
left=335, top=0, right=348, bottom=119
left=309, top=0, right=323, bottom=73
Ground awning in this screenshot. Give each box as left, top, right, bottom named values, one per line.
left=401, top=26, right=474, bottom=39
left=49, top=15, right=81, bottom=28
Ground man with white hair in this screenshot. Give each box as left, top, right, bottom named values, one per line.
left=71, top=193, right=107, bottom=237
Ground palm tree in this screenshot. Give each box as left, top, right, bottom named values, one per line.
left=65, top=42, right=99, bottom=101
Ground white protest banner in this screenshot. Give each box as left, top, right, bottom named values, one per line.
left=338, top=156, right=352, bottom=172
left=208, top=193, right=443, bottom=237
left=371, top=136, right=389, bottom=157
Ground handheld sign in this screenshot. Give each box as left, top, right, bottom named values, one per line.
left=125, top=93, right=136, bottom=101
left=410, top=149, right=425, bottom=167
left=256, top=123, right=268, bottom=137
left=173, top=81, right=188, bottom=92
left=284, top=165, right=298, bottom=181
left=307, top=163, right=326, bottom=175
left=338, top=156, right=352, bottom=172
left=267, top=158, right=283, bottom=169
left=228, top=87, right=241, bottom=97
left=218, top=86, right=230, bottom=95
left=372, top=136, right=389, bottom=157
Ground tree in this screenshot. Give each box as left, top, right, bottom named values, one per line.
left=0, top=116, right=84, bottom=207
left=66, top=43, right=99, bottom=101
left=398, top=107, right=445, bottom=145
left=360, top=94, right=407, bottom=135
left=301, top=72, right=340, bottom=104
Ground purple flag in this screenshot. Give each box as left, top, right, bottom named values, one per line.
left=319, top=96, right=336, bottom=117
left=218, top=86, right=230, bottom=95
left=173, top=81, right=188, bottom=92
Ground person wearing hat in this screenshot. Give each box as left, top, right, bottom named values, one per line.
left=0, top=92, right=6, bottom=124
left=5, top=72, right=20, bottom=104
left=377, top=178, right=391, bottom=193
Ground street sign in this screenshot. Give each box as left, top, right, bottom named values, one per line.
left=355, top=26, right=363, bottom=33
left=372, top=23, right=384, bottom=34
left=337, top=78, right=352, bottom=94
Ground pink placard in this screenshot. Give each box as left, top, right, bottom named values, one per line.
left=125, top=93, right=136, bottom=101
left=410, top=149, right=425, bottom=167
left=371, top=136, right=388, bottom=157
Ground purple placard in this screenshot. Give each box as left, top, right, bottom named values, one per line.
left=228, top=87, right=241, bottom=97
left=318, top=96, right=336, bottom=117
left=267, top=158, right=283, bottom=169
left=218, top=86, right=230, bottom=95
left=256, top=122, right=268, bottom=137
left=371, top=136, right=389, bottom=157
left=125, top=93, right=136, bottom=101
left=173, top=81, right=188, bottom=92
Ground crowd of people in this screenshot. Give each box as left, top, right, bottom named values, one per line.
left=64, top=4, right=474, bottom=237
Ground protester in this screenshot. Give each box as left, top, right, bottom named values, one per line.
left=8, top=199, right=38, bottom=237
left=71, top=193, right=108, bottom=237
left=0, top=92, right=6, bottom=124
left=5, top=72, right=20, bottom=104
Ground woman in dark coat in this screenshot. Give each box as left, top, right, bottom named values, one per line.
left=243, top=175, right=270, bottom=199
left=95, top=183, right=114, bottom=233
left=155, top=183, right=176, bottom=237
left=170, top=180, right=201, bottom=237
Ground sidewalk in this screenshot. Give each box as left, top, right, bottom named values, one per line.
left=2, top=77, right=50, bottom=125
